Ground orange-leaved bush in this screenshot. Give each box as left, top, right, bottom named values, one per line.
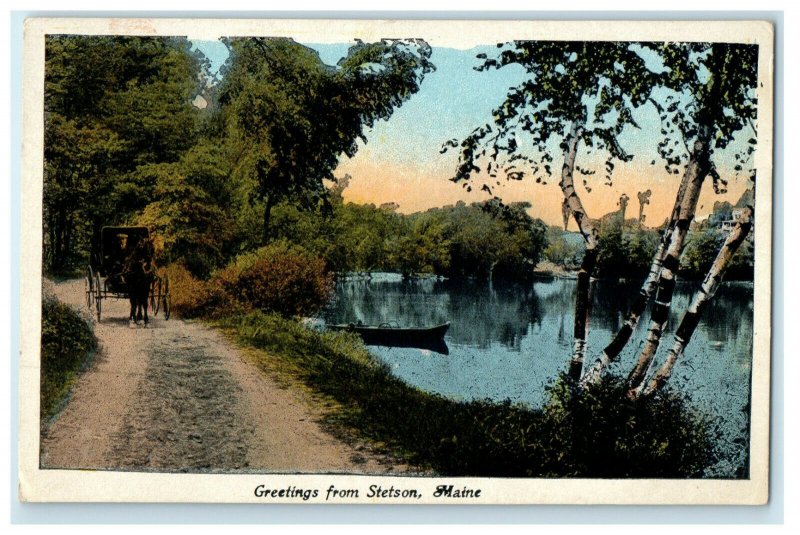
left=215, top=242, right=335, bottom=318
left=164, top=263, right=225, bottom=318
left=164, top=243, right=335, bottom=319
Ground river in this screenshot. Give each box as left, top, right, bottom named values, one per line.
left=322, top=273, right=753, bottom=478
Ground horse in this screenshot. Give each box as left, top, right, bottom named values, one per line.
left=123, top=237, right=156, bottom=327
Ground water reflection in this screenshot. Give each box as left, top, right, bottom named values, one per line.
left=327, top=275, right=546, bottom=349
left=323, top=274, right=754, bottom=477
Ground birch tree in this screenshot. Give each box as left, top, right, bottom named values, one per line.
left=624, top=43, right=758, bottom=393
left=638, top=204, right=754, bottom=397
left=579, top=42, right=758, bottom=389
left=445, top=41, right=656, bottom=380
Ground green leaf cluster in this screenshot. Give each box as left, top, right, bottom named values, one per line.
left=44, top=36, right=207, bottom=273
left=43, top=36, right=435, bottom=278
left=267, top=197, right=549, bottom=280
left=216, top=37, right=434, bottom=239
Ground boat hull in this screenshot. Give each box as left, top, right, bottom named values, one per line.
left=328, top=322, right=450, bottom=354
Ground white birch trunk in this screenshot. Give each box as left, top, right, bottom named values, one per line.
left=559, top=121, right=598, bottom=381
left=579, top=143, right=696, bottom=387
left=579, top=239, right=667, bottom=386
left=625, top=140, right=710, bottom=394
left=638, top=206, right=753, bottom=397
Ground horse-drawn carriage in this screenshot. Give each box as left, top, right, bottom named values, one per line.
left=85, top=226, right=171, bottom=324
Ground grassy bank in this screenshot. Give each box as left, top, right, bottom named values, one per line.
left=40, top=293, right=98, bottom=422
left=217, top=311, right=720, bottom=478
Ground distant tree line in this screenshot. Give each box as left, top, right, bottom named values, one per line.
left=542, top=210, right=753, bottom=282
left=270, top=194, right=549, bottom=281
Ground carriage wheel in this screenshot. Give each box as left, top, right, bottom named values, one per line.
left=161, top=274, right=171, bottom=320
left=150, top=278, right=160, bottom=316
left=94, top=271, right=102, bottom=321
left=85, top=266, right=95, bottom=311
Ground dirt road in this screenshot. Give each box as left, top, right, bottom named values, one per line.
left=41, top=279, right=409, bottom=474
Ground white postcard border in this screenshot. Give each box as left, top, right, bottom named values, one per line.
left=18, top=17, right=775, bottom=505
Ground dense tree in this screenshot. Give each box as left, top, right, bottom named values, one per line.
left=594, top=222, right=659, bottom=280
left=44, top=36, right=206, bottom=272
left=136, top=141, right=236, bottom=277
left=216, top=37, right=434, bottom=242
left=388, top=217, right=451, bottom=278
left=266, top=194, right=548, bottom=280
left=543, top=228, right=585, bottom=270
left=270, top=195, right=403, bottom=274
left=390, top=200, right=549, bottom=280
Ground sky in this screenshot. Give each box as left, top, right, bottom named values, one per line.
left=191, top=39, right=753, bottom=229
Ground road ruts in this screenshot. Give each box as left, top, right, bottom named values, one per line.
left=40, top=278, right=413, bottom=475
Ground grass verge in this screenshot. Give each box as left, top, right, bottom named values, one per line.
left=217, top=311, right=720, bottom=478
left=40, top=294, right=98, bottom=423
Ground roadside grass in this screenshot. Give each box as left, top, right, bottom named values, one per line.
left=40, top=293, right=98, bottom=423
left=216, top=311, right=720, bottom=478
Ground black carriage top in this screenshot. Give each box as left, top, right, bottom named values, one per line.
left=99, top=226, right=150, bottom=277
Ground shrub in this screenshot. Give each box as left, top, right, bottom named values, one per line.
left=681, top=229, right=754, bottom=281
left=40, top=293, right=98, bottom=421
left=163, top=263, right=223, bottom=318
left=543, top=236, right=584, bottom=269
left=680, top=229, right=724, bottom=279
left=165, top=242, right=334, bottom=320
left=539, top=375, right=719, bottom=477
left=211, top=241, right=335, bottom=318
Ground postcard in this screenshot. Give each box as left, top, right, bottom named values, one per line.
left=19, top=17, right=773, bottom=504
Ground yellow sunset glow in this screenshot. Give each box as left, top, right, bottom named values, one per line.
left=336, top=156, right=751, bottom=230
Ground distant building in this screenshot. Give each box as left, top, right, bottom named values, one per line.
left=718, top=208, right=746, bottom=234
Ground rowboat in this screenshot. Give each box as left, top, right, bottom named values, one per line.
left=328, top=321, right=450, bottom=354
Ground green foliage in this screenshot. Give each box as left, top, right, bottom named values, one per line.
left=270, top=196, right=404, bottom=274
left=268, top=196, right=548, bottom=280
left=415, top=200, right=548, bottom=280
left=163, top=263, right=224, bottom=319
left=221, top=312, right=719, bottom=477
left=595, top=222, right=659, bottom=279
left=541, top=214, right=660, bottom=278
left=647, top=42, right=759, bottom=187
left=218, top=243, right=335, bottom=317
left=543, top=228, right=584, bottom=269
left=680, top=229, right=724, bottom=279
left=388, top=217, right=451, bottom=277
left=217, top=37, right=434, bottom=239
left=40, top=294, right=98, bottom=421
left=727, top=237, right=755, bottom=281
left=44, top=36, right=206, bottom=273
left=448, top=41, right=657, bottom=189
left=330, top=202, right=402, bottom=273
left=680, top=229, right=754, bottom=281
left=167, top=243, right=335, bottom=319
left=136, top=141, right=236, bottom=278
left=539, top=375, right=719, bottom=477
